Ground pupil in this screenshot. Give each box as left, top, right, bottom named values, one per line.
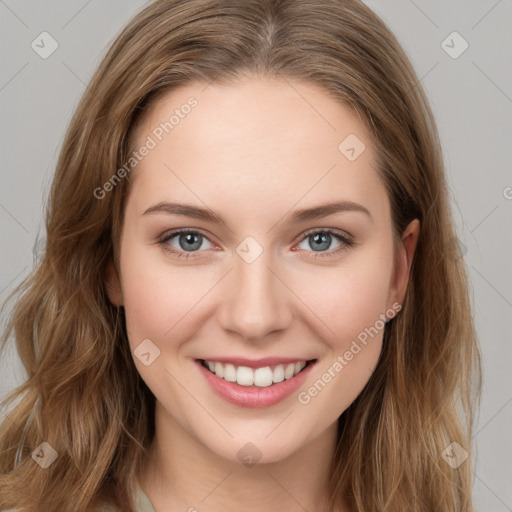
left=311, top=232, right=330, bottom=251
left=180, top=233, right=201, bottom=251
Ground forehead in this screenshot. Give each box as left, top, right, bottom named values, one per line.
left=127, top=77, right=388, bottom=222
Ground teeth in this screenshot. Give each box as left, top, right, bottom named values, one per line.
left=203, top=360, right=309, bottom=388
left=254, top=367, right=273, bottom=387
left=272, top=364, right=284, bottom=383
left=284, top=363, right=295, bottom=380
left=214, top=362, right=224, bottom=378
left=236, top=366, right=254, bottom=386
left=223, top=363, right=237, bottom=382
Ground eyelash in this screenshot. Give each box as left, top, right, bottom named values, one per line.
left=158, top=227, right=355, bottom=261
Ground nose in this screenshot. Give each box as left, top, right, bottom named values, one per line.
left=216, top=247, right=293, bottom=343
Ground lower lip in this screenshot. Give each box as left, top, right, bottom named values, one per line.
left=195, top=360, right=316, bottom=408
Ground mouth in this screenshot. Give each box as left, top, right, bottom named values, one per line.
left=198, top=358, right=317, bottom=388
left=195, top=357, right=317, bottom=408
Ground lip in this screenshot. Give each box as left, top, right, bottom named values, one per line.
left=199, top=356, right=311, bottom=369
left=195, top=358, right=317, bottom=408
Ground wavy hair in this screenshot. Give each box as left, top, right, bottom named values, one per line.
left=0, top=0, right=482, bottom=510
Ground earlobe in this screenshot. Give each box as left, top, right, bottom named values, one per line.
left=391, top=219, right=420, bottom=307
left=104, top=260, right=124, bottom=307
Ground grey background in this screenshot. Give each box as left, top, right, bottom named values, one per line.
left=1, top=0, right=511, bottom=509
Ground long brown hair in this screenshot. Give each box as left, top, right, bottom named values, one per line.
left=0, top=1, right=482, bottom=510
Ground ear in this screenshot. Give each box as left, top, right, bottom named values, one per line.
left=388, top=219, right=420, bottom=308
left=104, top=260, right=124, bottom=307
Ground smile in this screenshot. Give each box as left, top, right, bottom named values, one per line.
left=196, top=357, right=317, bottom=408
left=200, top=359, right=313, bottom=388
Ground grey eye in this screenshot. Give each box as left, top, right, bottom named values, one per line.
left=298, top=232, right=342, bottom=252
left=167, top=231, right=213, bottom=252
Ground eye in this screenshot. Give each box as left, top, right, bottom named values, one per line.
left=295, top=228, right=354, bottom=258
left=158, top=227, right=355, bottom=261
left=158, top=229, right=214, bottom=260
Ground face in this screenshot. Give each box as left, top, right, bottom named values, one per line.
left=107, top=76, right=418, bottom=464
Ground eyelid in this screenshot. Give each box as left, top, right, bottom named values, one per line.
left=158, top=227, right=218, bottom=249
left=298, top=226, right=354, bottom=244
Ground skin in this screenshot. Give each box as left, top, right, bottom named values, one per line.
left=106, top=75, right=419, bottom=512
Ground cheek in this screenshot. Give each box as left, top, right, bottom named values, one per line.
left=119, top=241, right=227, bottom=359
left=291, top=245, right=393, bottom=416
left=293, top=248, right=394, bottom=346
left=119, top=239, right=191, bottom=347
left=120, top=227, right=395, bottom=352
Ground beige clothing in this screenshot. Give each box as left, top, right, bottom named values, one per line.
left=100, top=483, right=156, bottom=512
left=6, top=482, right=155, bottom=512
left=134, top=483, right=156, bottom=512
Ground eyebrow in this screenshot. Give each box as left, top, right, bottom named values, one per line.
left=142, top=200, right=372, bottom=226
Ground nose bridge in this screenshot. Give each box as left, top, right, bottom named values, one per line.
left=217, top=243, right=291, bottom=341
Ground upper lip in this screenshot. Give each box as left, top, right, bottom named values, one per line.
left=197, top=356, right=316, bottom=369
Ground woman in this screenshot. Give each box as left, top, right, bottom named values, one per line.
left=0, top=0, right=482, bottom=510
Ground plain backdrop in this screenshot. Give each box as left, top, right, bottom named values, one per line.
left=1, top=1, right=511, bottom=510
